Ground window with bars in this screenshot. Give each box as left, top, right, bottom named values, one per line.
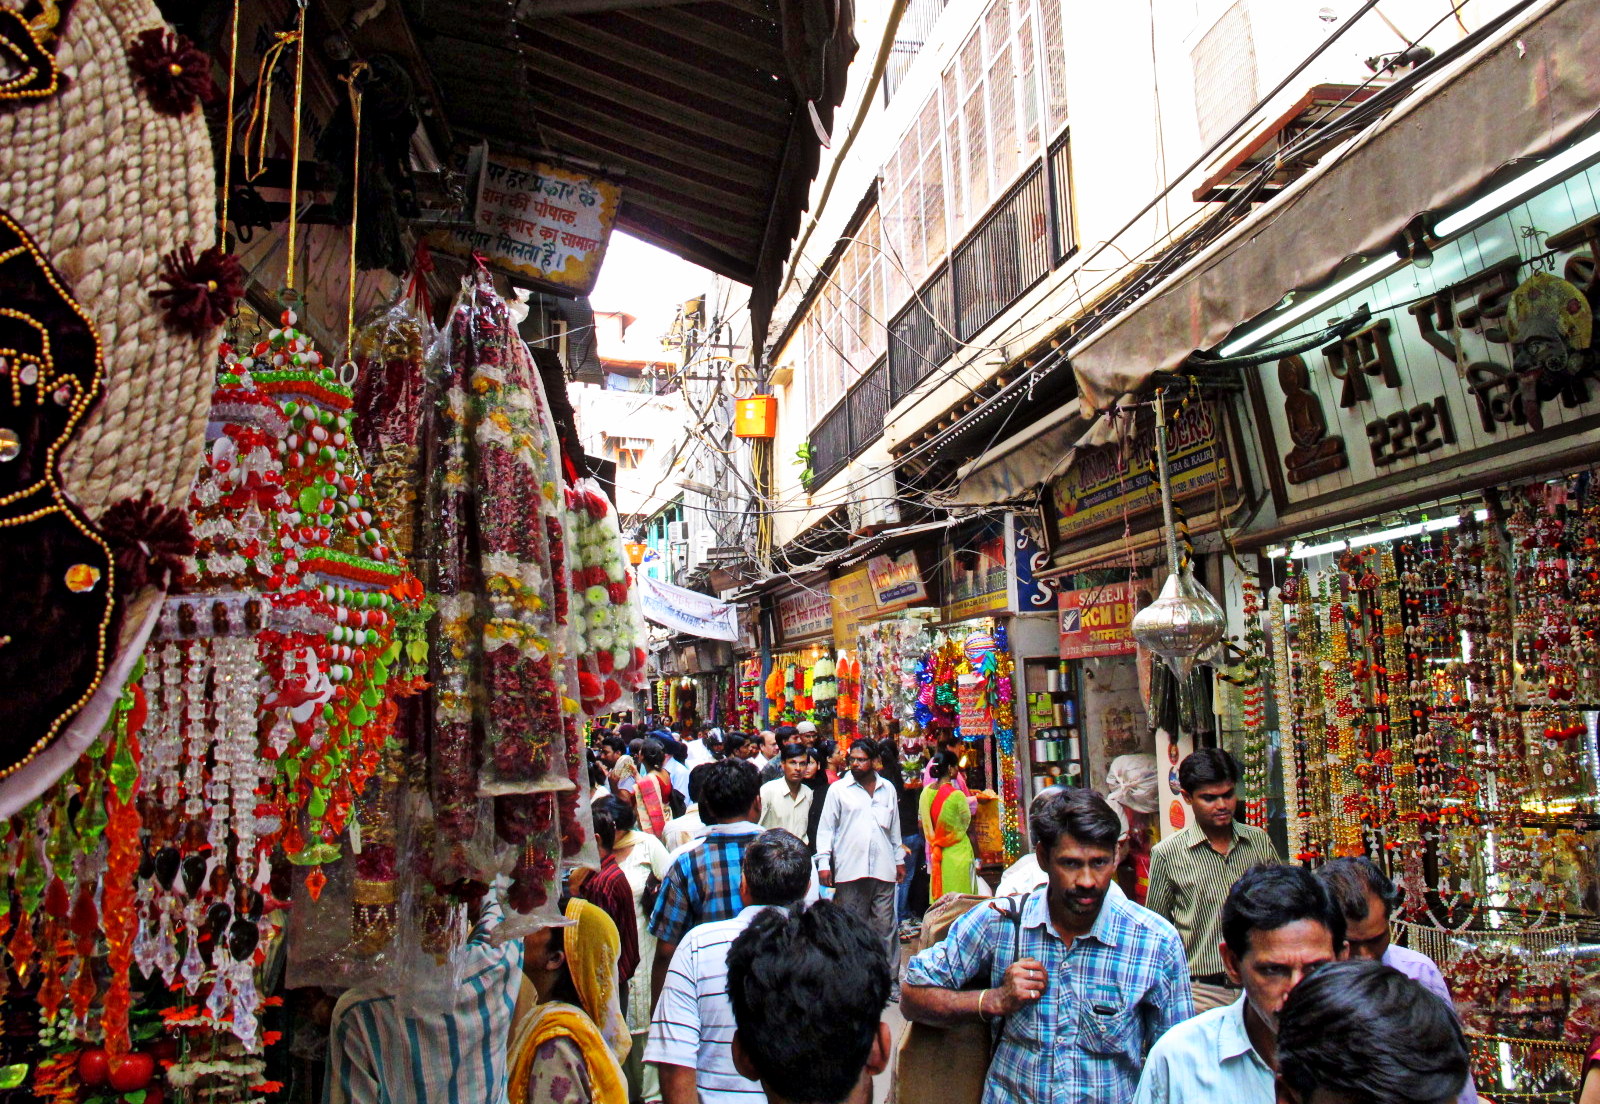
left=790, top=0, right=1075, bottom=438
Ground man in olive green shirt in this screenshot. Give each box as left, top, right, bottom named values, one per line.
left=1146, top=748, right=1280, bottom=1012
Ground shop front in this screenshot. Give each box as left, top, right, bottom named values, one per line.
left=1225, top=147, right=1600, bottom=1098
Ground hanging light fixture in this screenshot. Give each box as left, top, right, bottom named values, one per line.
left=1130, top=389, right=1227, bottom=679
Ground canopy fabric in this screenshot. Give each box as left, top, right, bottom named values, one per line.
left=1069, top=0, right=1600, bottom=417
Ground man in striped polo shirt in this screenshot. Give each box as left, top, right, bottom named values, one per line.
left=1145, top=748, right=1280, bottom=1013
left=324, top=893, right=525, bottom=1104
left=646, top=828, right=813, bottom=1104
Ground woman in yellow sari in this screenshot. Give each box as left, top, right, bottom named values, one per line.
left=511, top=899, right=631, bottom=1104
left=919, top=750, right=975, bottom=899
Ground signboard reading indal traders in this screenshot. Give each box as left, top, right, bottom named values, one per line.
left=1049, top=401, right=1232, bottom=551
left=433, top=150, right=621, bottom=295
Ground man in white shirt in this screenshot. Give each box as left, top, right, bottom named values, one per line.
left=646, top=829, right=813, bottom=1104
left=751, top=730, right=779, bottom=772
left=685, top=723, right=718, bottom=768
left=815, top=737, right=903, bottom=971
left=663, top=764, right=711, bottom=852
left=758, top=744, right=814, bottom=844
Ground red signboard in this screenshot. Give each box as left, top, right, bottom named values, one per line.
left=1059, top=582, right=1139, bottom=659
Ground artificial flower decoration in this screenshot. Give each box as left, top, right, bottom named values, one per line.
left=98, top=489, right=196, bottom=594
left=151, top=244, right=244, bottom=335
left=126, top=27, right=217, bottom=115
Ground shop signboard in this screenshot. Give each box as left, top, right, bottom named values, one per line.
left=1059, top=581, right=1139, bottom=659
left=1047, top=401, right=1234, bottom=554
left=943, top=520, right=1009, bottom=621
left=639, top=576, right=739, bottom=642
left=1010, top=514, right=1059, bottom=613
left=431, top=148, right=621, bottom=295
left=1245, top=165, right=1600, bottom=523
left=829, top=568, right=877, bottom=652
left=776, top=587, right=832, bottom=643
left=867, top=550, right=926, bottom=609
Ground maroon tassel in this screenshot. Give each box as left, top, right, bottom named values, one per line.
left=127, top=28, right=217, bottom=116
left=151, top=244, right=244, bottom=336
left=98, top=491, right=195, bottom=595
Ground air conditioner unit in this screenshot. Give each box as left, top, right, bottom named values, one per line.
left=845, top=462, right=902, bottom=534
left=665, top=521, right=688, bottom=543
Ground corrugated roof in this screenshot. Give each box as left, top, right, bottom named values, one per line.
left=411, top=0, right=856, bottom=340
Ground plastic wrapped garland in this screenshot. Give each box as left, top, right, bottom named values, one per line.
left=564, top=478, right=649, bottom=717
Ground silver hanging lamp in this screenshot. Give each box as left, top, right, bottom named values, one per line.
left=1129, top=389, right=1226, bottom=679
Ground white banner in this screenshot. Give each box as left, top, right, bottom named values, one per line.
left=639, top=575, right=740, bottom=642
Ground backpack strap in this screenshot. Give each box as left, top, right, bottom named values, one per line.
left=984, top=893, right=1029, bottom=1045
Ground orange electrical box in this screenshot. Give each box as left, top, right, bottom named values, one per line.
left=733, top=395, right=778, bottom=438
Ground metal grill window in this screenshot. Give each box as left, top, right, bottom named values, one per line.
left=807, top=357, right=892, bottom=489
left=888, top=267, right=956, bottom=404
left=952, top=164, right=1050, bottom=340
left=1049, top=133, right=1075, bottom=262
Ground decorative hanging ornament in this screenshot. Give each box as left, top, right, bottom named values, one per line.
left=1129, top=389, right=1225, bottom=678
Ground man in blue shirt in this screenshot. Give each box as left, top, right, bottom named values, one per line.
left=902, top=787, right=1193, bottom=1104
left=1132, top=864, right=1345, bottom=1104
left=648, top=757, right=763, bottom=1005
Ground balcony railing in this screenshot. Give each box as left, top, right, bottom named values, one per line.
left=952, top=163, right=1051, bottom=340
left=887, top=265, right=955, bottom=404
left=805, top=356, right=890, bottom=489
left=809, top=146, right=1074, bottom=489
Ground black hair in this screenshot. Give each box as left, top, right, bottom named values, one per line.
left=601, top=792, right=636, bottom=834
left=780, top=743, right=808, bottom=761
left=688, top=762, right=713, bottom=806
left=591, top=796, right=620, bottom=851
left=1315, top=856, right=1403, bottom=924
left=628, top=738, right=644, bottom=756
left=727, top=901, right=889, bottom=1104
left=928, top=750, right=960, bottom=780
left=1221, top=864, right=1346, bottom=960
left=640, top=737, right=666, bottom=771
left=1278, top=959, right=1469, bottom=1104
left=699, top=758, right=761, bottom=821
left=617, top=723, right=639, bottom=742
left=587, top=755, right=609, bottom=790
left=1177, top=747, right=1241, bottom=794
left=723, top=732, right=749, bottom=757
left=846, top=738, right=879, bottom=763
left=600, top=735, right=626, bottom=754
left=774, top=724, right=799, bottom=740
left=743, top=830, right=813, bottom=906
left=1029, top=787, right=1120, bottom=853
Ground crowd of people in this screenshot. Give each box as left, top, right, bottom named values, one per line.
left=319, top=717, right=1599, bottom=1104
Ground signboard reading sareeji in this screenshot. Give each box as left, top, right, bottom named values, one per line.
left=433, top=150, right=621, bottom=294
left=1059, top=581, right=1141, bottom=659
left=1243, top=163, right=1600, bottom=524
left=1046, top=400, right=1238, bottom=555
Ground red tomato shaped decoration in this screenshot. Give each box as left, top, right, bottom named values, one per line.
left=77, top=1049, right=110, bottom=1087
left=107, top=1054, right=155, bottom=1092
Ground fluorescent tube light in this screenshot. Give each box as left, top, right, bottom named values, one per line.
left=1266, top=509, right=1489, bottom=561
left=1435, top=129, right=1600, bottom=238
left=1217, top=254, right=1408, bottom=357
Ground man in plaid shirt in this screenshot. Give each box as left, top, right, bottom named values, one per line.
left=648, top=757, right=764, bottom=1004
left=904, top=788, right=1194, bottom=1104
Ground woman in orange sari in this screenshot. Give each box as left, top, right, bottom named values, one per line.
left=918, top=750, right=975, bottom=899
left=633, top=737, right=674, bottom=838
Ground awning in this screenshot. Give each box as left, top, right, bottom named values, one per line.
left=945, top=404, right=1089, bottom=507
left=1070, top=0, right=1600, bottom=416
left=413, top=0, right=857, bottom=339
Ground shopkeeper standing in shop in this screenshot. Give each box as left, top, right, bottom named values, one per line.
left=1145, top=748, right=1281, bottom=1013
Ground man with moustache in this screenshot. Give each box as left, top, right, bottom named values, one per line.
left=1132, top=865, right=1345, bottom=1104
left=902, top=788, right=1192, bottom=1104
